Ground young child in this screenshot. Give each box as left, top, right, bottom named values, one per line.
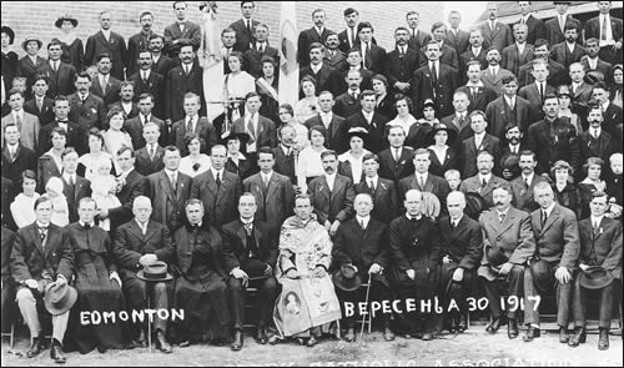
left=444, top=169, right=462, bottom=191
left=607, top=153, right=622, bottom=218
left=44, top=177, right=69, bottom=227
left=91, top=160, right=122, bottom=231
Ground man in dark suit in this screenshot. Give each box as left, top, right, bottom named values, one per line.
left=569, top=63, right=593, bottom=116
left=38, top=96, right=87, bottom=156
left=398, top=148, right=451, bottom=216
left=579, top=105, right=618, bottom=165
left=405, top=10, right=432, bottom=52
left=497, top=124, right=527, bottom=176
left=551, top=23, right=586, bottom=69
left=592, top=82, right=623, bottom=139
left=229, top=1, right=260, bottom=52
left=323, top=33, right=347, bottom=73
left=479, top=47, right=516, bottom=96
left=412, top=41, right=458, bottom=119
left=128, top=50, right=165, bottom=119
left=191, top=145, right=242, bottom=229
left=163, top=1, right=201, bottom=59
left=243, top=147, right=294, bottom=233
left=298, top=9, right=333, bottom=66
left=460, top=29, right=488, bottom=81
left=581, top=38, right=613, bottom=82
left=378, top=125, right=415, bottom=186
left=440, top=90, right=473, bottom=147
left=545, top=1, right=582, bottom=46
left=305, top=91, right=346, bottom=153
left=67, top=72, right=108, bottom=131
left=243, top=23, right=279, bottom=79
left=147, top=146, right=192, bottom=233
left=523, top=182, right=580, bottom=343
left=113, top=196, right=175, bottom=352
left=1, top=123, right=37, bottom=185
left=355, top=22, right=386, bottom=75
left=300, top=43, right=341, bottom=98
left=386, top=27, right=419, bottom=97
left=124, top=93, right=168, bottom=150
left=355, top=153, right=400, bottom=224
left=527, top=94, right=580, bottom=175
left=459, top=151, right=507, bottom=209
left=334, top=69, right=363, bottom=120
left=436, top=191, right=482, bottom=333
left=127, top=11, right=156, bottom=76
left=515, top=2, right=547, bottom=45
left=518, top=41, right=568, bottom=87
left=571, top=191, right=622, bottom=350
left=37, top=127, right=67, bottom=193
left=59, top=148, right=91, bottom=223
left=231, top=92, right=277, bottom=155
left=583, top=1, right=623, bottom=65
left=41, top=39, right=76, bottom=99
left=338, top=7, right=361, bottom=53
left=478, top=184, right=535, bottom=339
left=169, top=92, right=217, bottom=156
left=518, top=60, right=556, bottom=117
left=11, top=196, right=74, bottom=363
left=459, top=113, right=502, bottom=179
left=419, top=22, right=459, bottom=71
left=134, top=122, right=165, bottom=177
left=164, top=44, right=204, bottom=124
left=84, top=11, right=127, bottom=81
left=98, top=146, right=148, bottom=233
left=271, top=125, right=297, bottom=186
left=446, top=11, right=470, bottom=56
left=307, top=150, right=355, bottom=237
left=510, top=150, right=548, bottom=213
left=24, top=75, right=55, bottom=126
left=150, top=34, right=176, bottom=77
left=221, top=193, right=279, bottom=349
left=108, top=81, right=139, bottom=120
left=344, top=91, right=390, bottom=154
left=480, top=3, right=513, bottom=52
left=458, top=61, right=497, bottom=113
left=332, top=193, right=395, bottom=342
left=485, top=75, right=536, bottom=139
left=501, top=23, right=535, bottom=78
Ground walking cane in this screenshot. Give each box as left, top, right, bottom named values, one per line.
left=360, top=273, right=373, bottom=341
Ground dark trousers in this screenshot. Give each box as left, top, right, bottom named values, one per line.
left=228, top=276, right=278, bottom=331
left=572, top=277, right=615, bottom=329
left=523, top=262, right=572, bottom=327
left=481, top=265, right=525, bottom=320
left=335, top=279, right=392, bottom=329
left=124, top=279, right=170, bottom=334
left=439, top=262, right=476, bottom=318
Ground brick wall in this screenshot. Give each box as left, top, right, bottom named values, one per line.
left=2, top=1, right=442, bottom=57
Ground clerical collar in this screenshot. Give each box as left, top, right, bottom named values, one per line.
left=79, top=220, right=94, bottom=228
left=405, top=213, right=422, bottom=221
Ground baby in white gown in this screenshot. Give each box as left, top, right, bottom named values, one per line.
left=91, top=160, right=121, bottom=231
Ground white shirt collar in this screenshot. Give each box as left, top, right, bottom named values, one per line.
left=542, top=202, right=556, bottom=217
left=591, top=215, right=605, bottom=227
left=522, top=172, right=534, bottom=183
left=479, top=173, right=491, bottom=183
left=78, top=220, right=94, bottom=228
left=451, top=214, right=464, bottom=225
left=211, top=167, right=224, bottom=178
left=262, top=170, right=273, bottom=181
left=405, top=212, right=422, bottom=221
left=356, top=215, right=370, bottom=227
left=164, top=168, right=178, bottom=178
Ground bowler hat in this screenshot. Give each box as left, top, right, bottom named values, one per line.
left=137, top=261, right=173, bottom=282
left=21, top=37, right=42, bottom=52
left=464, top=192, right=487, bottom=220
left=1, top=26, right=15, bottom=45
left=55, top=15, right=79, bottom=29
left=241, top=258, right=268, bottom=279
left=579, top=266, right=614, bottom=290
left=332, top=264, right=362, bottom=292
left=44, top=283, right=78, bottom=316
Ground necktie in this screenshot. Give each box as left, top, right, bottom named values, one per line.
left=490, top=21, right=495, bottom=30
left=592, top=129, right=599, bottom=139
left=524, top=176, right=529, bottom=189
left=262, top=174, right=269, bottom=188
left=394, top=149, right=400, bottom=162
left=362, top=43, right=368, bottom=70
left=499, top=212, right=505, bottom=224
left=186, top=117, right=193, bottom=133
left=15, top=114, right=22, bottom=129
left=471, top=87, right=477, bottom=100
left=247, top=19, right=251, bottom=33
left=170, top=174, right=177, bottom=195
left=539, top=83, right=544, bottom=102
left=84, top=223, right=91, bottom=230
left=601, top=15, right=608, bottom=41
left=142, top=71, right=148, bottom=82
left=149, top=145, right=155, bottom=159
left=247, top=114, right=256, bottom=141
left=559, top=16, right=565, bottom=32
left=243, top=222, right=253, bottom=236
left=68, top=175, right=74, bottom=187
left=350, top=27, right=355, bottom=46
left=258, top=44, right=263, bottom=55
left=101, top=76, right=107, bottom=94
left=38, top=226, right=48, bottom=245
left=399, top=47, right=404, bottom=57
left=185, top=64, right=190, bottom=75
left=9, top=148, right=16, bottom=161
left=36, top=98, right=42, bottom=112
left=418, top=175, right=425, bottom=190
left=216, top=172, right=221, bottom=188
left=482, top=178, right=487, bottom=188
left=541, top=210, right=548, bottom=228
left=368, top=180, right=375, bottom=192
left=431, top=63, right=438, bottom=85
left=360, top=219, right=366, bottom=231
left=351, top=91, right=358, bottom=101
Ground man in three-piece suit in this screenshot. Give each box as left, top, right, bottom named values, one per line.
left=229, top=1, right=260, bottom=52
left=298, top=9, right=333, bottom=66
left=84, top=11, right=127, bottom=81
left=305, top=91, right=346, bottom=153
left=59, top=148, right=91, bottom=223
left=550, top=24, right=586, bottom=69
left=592, top=82, right=623, bottom=139
left=163, top=1, right=201, bottom=59
left=271, top=125, right=297, bottom=185
left=583, top=1, right=623, bottom=65
left=514, top=2, right=547, bottom=45
left=578, top=105, right=619, bottom=165
left=436, top=191, right=482, bottom=333
left=124, top=93, right=168, bottom=150
left=134, top=122, right=165, bottom=177
left=128, top=51, right=165, bottom=119
left=497, top=124, right=527, bottom=176
left=458, top=61, right=498, bottom=113
left=243, top=148, right=294, bottom=233
left=165, top=44, right=204, bottom=123
left=501, top=23, right=535, bottom=78
left=127, top=11, right=157, bottom=76
left=441, top=90, right=473, bottom=147
left=324, top=33, right=347, bottom=73
left=169, top=93, right=218, bottom=157
left=67, top=72, right=108, bottom=131
left=406, top=11, right=432, bottom=52
left=355, top=153, right=400, bottom=224
left=412, top=41, right=459, bottom=119
left=478, top=184, right=535, bottom=339
left=419, top=23, right=459, bottom=71
left=108, top=84, right=139, bottom=121
left=459, top=151, right=507, bottom=210
left=307, top=150, right=355, bottom=237
left=523, top=182, right=580, bottom=343
left=90, top=53, right=122, bottom=107
left=460, top=30, right=488, bottom=81
left=518, top=44, right=568, bottom=88
left=299, top=42, right=341, bottom=98
left=581, top=39, right=614, bottom=82
left=1, top=123, right=37, bottom=186
left=150, top=35, right=176, bottom=77
left=221, top=193, right=279, bottom=349
left=569, top=63, right=593, bottom=113
left=355, top=21, right=386, bottom=75
left=446, top=11, right=470, bottom=56
left=334, top=70, right=363, bottom=121
left=113, top=196, right=175, bottom=353
left=147, top=146, right=192, bottom=233
left=518, top=61, right=556, bottom=117
left=343, top=91, right=390, bottom=154
left=332, top=193, right=395, bottom=342
left=480, top=47, right=515, bottom=96
left=38, top=97, right=87, bottom=156
left=243, top=24, right=279, bottom=79
left=570, top=191, right=622, bottom=350
left=191, top=145, right=242, bottom=229
left=480, top=3, right=513, bottom=53
left=11, top=196, right=74, bottom=363
left=2, top=90, right=40, bottom=152
left=385, top=27, right=419, bottom=97
left=485, top=75, right=535, bottom=139
left=24, top=76, right=55, bottom=127
left=231, top=92, right=277, bottom=155
left=545, top=2, right=582, bottom=46
left=378, top=126, right=415, bottom=187
left=41, top=40, right=76, bottom=99
left=338, top=7, right=366, bottom=54
left=510, top=150, right=548, bottom=214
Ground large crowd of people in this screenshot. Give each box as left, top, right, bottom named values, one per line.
left=1, top=0, right=623, bottom=364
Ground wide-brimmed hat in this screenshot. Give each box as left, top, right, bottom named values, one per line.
left=44, top=283, right=78, bottom=316
left=241, top=258, right=268, bottom=280
left=332, top=264, right=362, bottom=292
left=220, top=130, right=250, bottom=145
left=427, top=123, right=457, bottom=146
left=579, top=266, right=614, bottom=290
left=347, top=127, right=369, bottom=142
left=1, top=26, right=15, bottom=45
left=55, top=15, right=78, bottom=29
left=137, top=261, right=173, bottom=282
left=21, top=37, right=43, bottom=52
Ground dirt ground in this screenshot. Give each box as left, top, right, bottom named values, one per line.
left=2, top=328, right=622, bottom=367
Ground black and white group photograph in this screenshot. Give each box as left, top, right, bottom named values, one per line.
left=0, top=1, right=622, bottom=366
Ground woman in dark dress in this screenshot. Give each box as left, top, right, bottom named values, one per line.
left=1, top=26, right=19, bottom=96
left=578, top=157, right=608, bottom=220
left=256, top=56, right=279, bottom=124
left=372, top=74, right=396, bottom=120
left=550, top=160, right=579, bottom=218
left=222, top=131, right=256, bottom=181
left=609, top=64, right=623, bottom=108
left=66, top=197, right=125, bottom=353
left=55, top=15, right=84, bottom=72
left=426, top=123, right=459, bottom=178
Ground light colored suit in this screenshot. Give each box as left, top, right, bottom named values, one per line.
left=1, top=111, right=40, bottom=151
left=480, top=67, right=515, bottom=96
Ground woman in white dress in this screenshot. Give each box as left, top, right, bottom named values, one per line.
left=10, top=170, right=40, bottom=228
left=387, top=94, right=417, bottom=134
left=338, top=127, right=371, bottom=185
left=43, top=177, right=69, bottom=227
left=278, top=104, right=309, bottom=151
left=78, top=128, right=115, bottom=181
left=179, top=133, right=212, bottom=178
left=297, top=126, right=328, bottom=193
left=225, top=51, right=256, bottom=118
left=294, top=76, right=320, bottom=125
left=102, top=107, right=133, bottom=173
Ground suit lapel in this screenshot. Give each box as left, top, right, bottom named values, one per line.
left=540, top=207, right=559, bottom=236
left=30, top=225, right=45, bottom=256
left=159, top=172, right=175, bottom=203
left=144, top=221, right=159, bottom=243
left=236, top=225, right=247, bottom=252
left=127, top=221, right=145, bottom=242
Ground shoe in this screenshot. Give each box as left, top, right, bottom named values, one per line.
left=559, top=327, right=569, bottom=344
left=383, top=326, right=395, bottom=342
left=130, top=330, right=147, bottom=349
left=256, top=326, right=268, bottom=345
left=231, top=330, right=243, bottom=351
left=26, top=336, right=42, bottom=358
left=485, top=316, right=507, bottom=334
left=306, top=335, right=318, bottom=347
left=156, top=331, right=172, bottom=353
left=50, top=339, right=66, bottom=364
left=522, top=326, right=541, bottom=342
left=448, top=317, right=458, bottom=333
left=598, top=328, right=609, bottom=351
left=457, top=315, right=466, bottom=333
left=507, top=319, right=519, bottom=339
left=404, top=334, right=412, bottom=339
left=344, top=327, right=355, bottom=342
left=421, top=333, right=434, bottom=341
left=568, top=327, right=586, bottom=347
